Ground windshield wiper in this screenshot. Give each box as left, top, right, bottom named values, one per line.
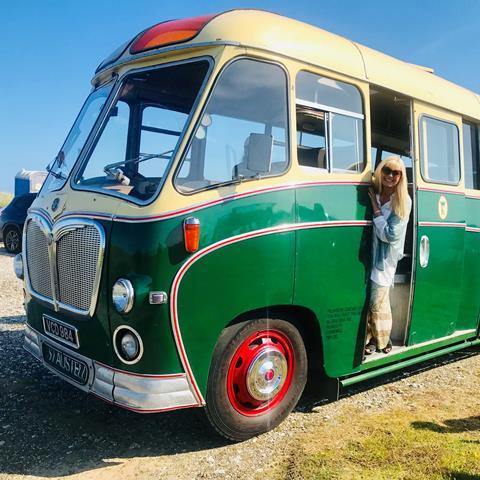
left=103, top=149, right=174, bottom=174
left=46, top=162, right=67, bottom=180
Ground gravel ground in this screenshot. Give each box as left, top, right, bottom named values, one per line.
left=0, top=243, right=479, bottom=480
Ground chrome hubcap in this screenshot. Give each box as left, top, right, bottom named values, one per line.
left=246, top=349, right=288, bottom=401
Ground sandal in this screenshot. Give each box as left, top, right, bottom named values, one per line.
left=381, top=340, right=393, bottom=354
left=364, top=342, right=377, bottom=355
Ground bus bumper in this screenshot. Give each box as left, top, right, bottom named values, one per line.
left=23, top=324, right=199, bottom=413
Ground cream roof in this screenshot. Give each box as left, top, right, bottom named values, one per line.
left=194, top=9, right=480, bottom=120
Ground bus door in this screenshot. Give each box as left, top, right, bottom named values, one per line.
left=408, top=102, right=465, bottom=345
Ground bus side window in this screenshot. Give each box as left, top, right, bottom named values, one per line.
left=463, top=122, right=480, bottom=189
left=295, top=71, right=365, bottom=173
left=175, top=59, right=289, bottom=193
left=420, top=116, right=460, bottom=185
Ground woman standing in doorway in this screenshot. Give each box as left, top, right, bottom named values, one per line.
left=365, top=156, right=412, bottom=355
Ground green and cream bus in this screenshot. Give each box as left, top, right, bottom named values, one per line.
left=18, top=10, right=480, bottom=440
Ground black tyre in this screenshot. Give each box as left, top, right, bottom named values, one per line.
left=205, top=318, right=307, bottom=441
left=3, top=226, right=22, bottom=254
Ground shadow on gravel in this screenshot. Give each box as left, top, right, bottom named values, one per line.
left=1, top=301, right=479, bottom=477
left=300, top=345, right=480, bottom=412
left=0, top=245, right=14, bottom=257
left=0, top=317, right=228, bottom=478
left=444, top=472, right=480, bottom=480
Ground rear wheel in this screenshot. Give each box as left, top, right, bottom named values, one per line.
left=206, top=318, right=307, bottom=441
left=4, top=226, right=21, bottom=254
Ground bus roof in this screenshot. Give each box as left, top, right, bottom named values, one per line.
left=101, top=9, right=480, bottom=121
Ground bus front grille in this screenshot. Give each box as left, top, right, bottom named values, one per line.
left=26, top=220, right=53, bottom=300
left=24, top=215, right=105, bottom=316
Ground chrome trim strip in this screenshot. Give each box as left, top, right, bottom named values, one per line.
left=112, top=325, right=144, bottom=365
left=418, top=221, right=466, bottom=228
left=296, top=99, right=365, bottom=120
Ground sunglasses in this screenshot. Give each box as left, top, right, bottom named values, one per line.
left=382, top=166, right=402, bottom=177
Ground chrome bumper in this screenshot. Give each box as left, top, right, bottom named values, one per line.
left=24, top=324, right=199, bottom=412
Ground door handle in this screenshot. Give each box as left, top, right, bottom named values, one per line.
left=420, top=235, right=430, bottom=268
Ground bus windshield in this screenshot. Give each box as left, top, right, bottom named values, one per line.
left=74, top=59, right=210, bottom=203
left=42, top=82, right=115, bottom=194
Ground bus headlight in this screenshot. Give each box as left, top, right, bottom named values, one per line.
left=121, top=333, right=139, bottom=360
left=113, top=326, right=143, bottom=364
left=112, top=279, right=134, bottom=313
left=14, top=254, right=24, bottom=280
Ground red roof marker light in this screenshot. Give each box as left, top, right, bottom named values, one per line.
left=130, top=14, right=218, bottom=54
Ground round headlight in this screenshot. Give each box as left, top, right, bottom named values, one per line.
left=113, top=326, right=143, bottom=364
left=14, top=253, right=24, bottom=280
left=112, top=279, right=134, bottom=313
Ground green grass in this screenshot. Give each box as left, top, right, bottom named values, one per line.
left=0, top=192, right=13, bottom=207
left=278, top=410, right=480, bottom=480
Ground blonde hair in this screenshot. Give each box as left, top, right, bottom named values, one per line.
left=372, top=156, right=409, bottom=220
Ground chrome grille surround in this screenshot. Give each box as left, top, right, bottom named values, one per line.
left=24, top=213, right=106, bottom=317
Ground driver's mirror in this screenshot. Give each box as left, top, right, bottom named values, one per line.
left=246, top=133, right=273, bottom=174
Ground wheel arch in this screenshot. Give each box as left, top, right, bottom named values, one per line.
left=227, top=304, right=325, bottom=378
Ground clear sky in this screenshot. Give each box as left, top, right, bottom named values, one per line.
left=1, top=0, right=479, bottom=193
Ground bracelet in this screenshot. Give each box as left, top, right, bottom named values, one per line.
left=373, top=209, right=381, bottom=216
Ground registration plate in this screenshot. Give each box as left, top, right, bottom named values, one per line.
left=43, top=315, right=79, bottom=349
left=42, top=342, right=89, bottom=385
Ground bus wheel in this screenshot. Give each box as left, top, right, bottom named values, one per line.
left=206, top=318, right=307, bottom=441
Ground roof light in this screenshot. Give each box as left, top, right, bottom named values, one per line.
left=130, top=14, right=217, bottom=54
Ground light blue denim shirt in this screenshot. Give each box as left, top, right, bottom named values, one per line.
left=371, top=195, right=412, bottom=286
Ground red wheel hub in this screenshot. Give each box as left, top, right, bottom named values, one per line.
left=227, top=329, right=295, bottom=416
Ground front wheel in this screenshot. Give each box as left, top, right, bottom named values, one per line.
left=3, top=226, right=22, bottom=254
left=206, top=318, right=307, bottom=441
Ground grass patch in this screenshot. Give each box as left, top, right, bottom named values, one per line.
left=278, top=410, right=480, bottom=480
left=0, top=191, right=13, bottom=207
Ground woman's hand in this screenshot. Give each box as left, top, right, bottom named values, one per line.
left=368, top=188, right=381, bottom=216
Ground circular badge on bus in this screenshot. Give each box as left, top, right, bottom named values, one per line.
left=438, top=195, right=448, bottom=220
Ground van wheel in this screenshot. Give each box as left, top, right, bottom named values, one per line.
left=4, top=226, right=21, bottom=254
left=206, top=318, right=307, bottom=441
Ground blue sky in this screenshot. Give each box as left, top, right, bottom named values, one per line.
left=1, top=0, right=479, bottom=193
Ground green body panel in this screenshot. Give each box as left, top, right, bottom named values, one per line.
left=409, top=191, right=465, bottom=345
left=458, top=197, right=480, bottom=331
left=25, top=184, right=480, bottom=393
left=25, top=220, right=114, bottom=365
left=294, top=185, right=370, bottom=377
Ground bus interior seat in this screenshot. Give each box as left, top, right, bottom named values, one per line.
left=297, top=146, right=326, bottom=169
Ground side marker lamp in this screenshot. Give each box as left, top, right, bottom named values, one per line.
left=183, top=217, right=200, bottom=253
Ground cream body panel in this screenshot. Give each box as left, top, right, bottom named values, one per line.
left=357, top=44, right=480, bottom=122
left=95, top=10, right=479, bottom=122
left=34, top=183, right=122, bottom=220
